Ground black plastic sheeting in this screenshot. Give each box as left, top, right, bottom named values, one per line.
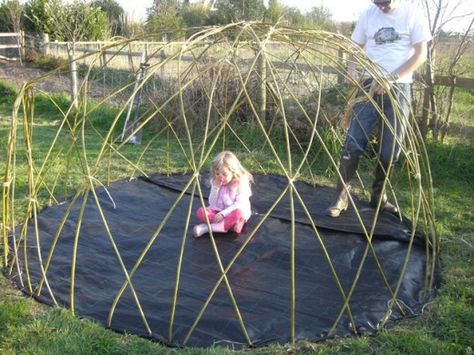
left=10, top=174, right=440, bottom=347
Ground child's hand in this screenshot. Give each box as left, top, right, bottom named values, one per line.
left=213, top=213, right=224, bottom=223
left=212, top=178, right=222, bottom=188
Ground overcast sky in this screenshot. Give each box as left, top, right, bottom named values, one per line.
left=116, top=0, right=473, bottom=32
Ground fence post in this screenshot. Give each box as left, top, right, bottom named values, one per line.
left=102, top=42, right=107, bottom=68
left=19, top=30, right=25, bottom=59
left=40, top=33, right=49, bottom=55
left=98, top=41, right=107, bottom=67
left=257, top=46, right=267, bottom=122
left=98, top=42, right=103, bottom=66
left=67, top=42, right=79, bottom=111
left=337, top=47, right=345, bottom=85
left=160, top=43, right=166, bottom=77
left=128, top=43, right=134, bottom=71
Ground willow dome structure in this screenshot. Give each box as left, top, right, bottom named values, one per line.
left=2, top=23, right=439, bottom=348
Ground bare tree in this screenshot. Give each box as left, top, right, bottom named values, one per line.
left=418, top=0, right=474, bottom=141
left=4, top=0, right=22, bottom=33
left=440, top=17, right=474, bottom=142
left=3, top=0, right=23, bottom=63
left=44, top=0, right=108, bottom=111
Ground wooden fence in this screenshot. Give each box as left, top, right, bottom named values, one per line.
left=0, top=32, right=24, bottom=61
left=1, top=32, right=473, bottom=90
left=44, top=38, right=474, bottom=91
left=432, top=75, right=474, bottom=90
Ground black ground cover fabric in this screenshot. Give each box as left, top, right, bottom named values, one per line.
left=10, top=174, right=440, bottom=347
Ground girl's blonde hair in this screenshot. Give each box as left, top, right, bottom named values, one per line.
left=210, top=151, right=254, bottom=190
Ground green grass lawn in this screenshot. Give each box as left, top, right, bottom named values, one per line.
left=0, top=79, right=473, bottom=354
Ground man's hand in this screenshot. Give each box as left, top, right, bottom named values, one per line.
left=374, top=72, right=398, bottom=95
left=374, top=82, right=390, bottom=95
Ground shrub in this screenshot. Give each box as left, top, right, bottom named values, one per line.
left=24, top=49, right=39, bottom=63
left=0, top=80, right=18, bottom=105
left=33, top=54, right=69, bottom=71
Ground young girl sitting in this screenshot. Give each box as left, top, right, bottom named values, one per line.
left=193, top=151, right=253, bottom=238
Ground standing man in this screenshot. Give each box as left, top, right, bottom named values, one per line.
left=326, top=0, right=432, bottom=217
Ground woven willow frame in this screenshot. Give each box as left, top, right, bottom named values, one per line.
left=2, top=22, right=439, bottom=346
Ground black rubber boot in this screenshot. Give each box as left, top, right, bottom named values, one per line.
left=326, top=156, right=360, bottom=217
left=370, top=161, right=398, bottom=214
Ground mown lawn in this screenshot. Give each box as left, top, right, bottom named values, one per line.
left=0, top=79, right=473, bottom=354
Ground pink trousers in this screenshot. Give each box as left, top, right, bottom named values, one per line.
left=196, top=207, right=246, bottom=233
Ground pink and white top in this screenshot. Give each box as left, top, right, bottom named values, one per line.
left=208, top=180, right=252, bottom=221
